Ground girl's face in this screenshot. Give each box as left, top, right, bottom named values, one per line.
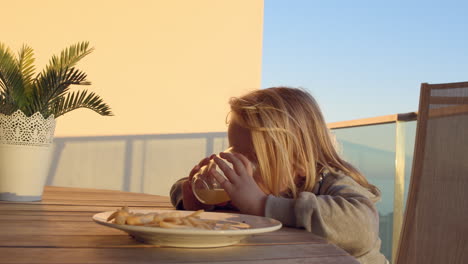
left=227, top=117, right=272, bottom=194
left=227, top=116, right=292, bottom=195
left=227, top=118, right=254, bottom=160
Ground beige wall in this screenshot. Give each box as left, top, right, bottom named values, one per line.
left=3, top=0, right=264, bottom=136
left=3, top=0, right=263, bottom=195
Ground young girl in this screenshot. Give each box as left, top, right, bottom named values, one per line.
left=170, top=87, right=388, bottom=264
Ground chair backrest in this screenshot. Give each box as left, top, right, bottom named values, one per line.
left=395, top=82, right=468, bottom=264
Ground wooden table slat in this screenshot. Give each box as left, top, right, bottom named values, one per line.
left=0, top=245, right=358, bottom=264
left=0, top=232, right=327, bottom=247
left=0, top=186, right=358, bottom=264
left=0, top=204, right=173, bottom=212
left=1, top=200, right=173, bottom=207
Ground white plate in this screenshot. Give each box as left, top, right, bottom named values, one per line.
left=93, top=209, right=282, bottom=248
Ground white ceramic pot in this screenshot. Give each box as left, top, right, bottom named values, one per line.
left=0, top=110, right=56, bottom=201
left=0, top=144, right=53, bottom=201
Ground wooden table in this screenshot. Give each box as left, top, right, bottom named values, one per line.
left=0, top=186, right=358, bottom=264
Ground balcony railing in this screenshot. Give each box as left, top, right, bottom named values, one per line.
left=329, top=112, right=418, bottom=262
left=49, top=112, right=418, bottom=263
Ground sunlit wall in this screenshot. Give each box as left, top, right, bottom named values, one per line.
left=2, top=0, right=263, bottom=196
left=2, top=0, right=264, bottom=136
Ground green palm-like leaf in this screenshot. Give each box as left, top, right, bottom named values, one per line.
left=16, top=44, right=36, bottom=98
left=28, top=41, right=94, bottom=117
left=47, top=41, right=94, bottom=71
left=0, top=90, right=17, bottom=115
left=30, top=67, right=91, bottom=116
left=0, top=43, right=26, bottom=109
left=0, top=42, right=112, bottom=119
left=52, top=90, right=113, bottom=118
left=0, top=43, right=17, bottom=92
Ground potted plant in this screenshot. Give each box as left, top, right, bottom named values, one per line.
left=0, top=41, right=112, bottom=201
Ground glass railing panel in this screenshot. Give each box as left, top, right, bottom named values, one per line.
left=50, top=140, right=127, bottom=190
left=49, top=133, right=228, bottom=196
left=213, top=136, right=230, bottom=153
left=332, top=123, right=396, bottom=262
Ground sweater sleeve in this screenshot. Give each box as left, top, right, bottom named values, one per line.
left=264, top=174, right=381, bottom=257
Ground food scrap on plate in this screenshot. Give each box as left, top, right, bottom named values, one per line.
left=107, top=207, right=235, bottom=230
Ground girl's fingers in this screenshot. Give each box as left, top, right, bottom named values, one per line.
left=210, top=168, right=233, bottom=193
left=198, top=157, right=211, bottom=167
left=189, top=165, right=201, bottom=180
left=189, top=157, right=211, bottom=180
left=213, top=156, right=238, bottom=184
left=233, top=153, right=253, bottom=175
left=219, top=152, right=248, bottom=177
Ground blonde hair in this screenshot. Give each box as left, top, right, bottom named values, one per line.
left=229, top=87, right=378, bottom=198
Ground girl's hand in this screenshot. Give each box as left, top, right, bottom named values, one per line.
left=182, top=157, right=215, bottom=211
left=211, top=152, right=267, bottom=216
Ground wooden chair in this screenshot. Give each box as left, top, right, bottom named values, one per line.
left=395, top=82, right=468, bottom=264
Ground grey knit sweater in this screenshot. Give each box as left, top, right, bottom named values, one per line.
left=170, top=173, right=388, bottom=264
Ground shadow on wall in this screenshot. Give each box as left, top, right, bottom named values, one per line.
left=46, top=133, right=228, bottom=196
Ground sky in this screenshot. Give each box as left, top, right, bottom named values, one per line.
left=261, top=0, right=468, bottom=123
